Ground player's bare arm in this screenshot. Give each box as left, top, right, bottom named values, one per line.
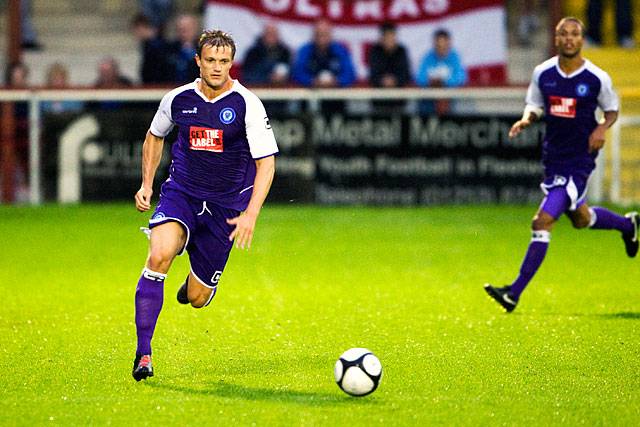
left=588, top=110, right=618, bottom=152
left=509, top=109, right=539, bottom=139
left=135, top=130, right=165, bottom=212
left=227, top=155, right=276, bottom=249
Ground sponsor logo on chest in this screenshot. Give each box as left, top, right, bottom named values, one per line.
left=189, top=126, right=223, bottom=152
left=549, top=95, right=576, bottom=118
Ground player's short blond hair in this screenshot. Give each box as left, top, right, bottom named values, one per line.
left=198, top=29, right=236, bottom=59
left=555, top=17, right=585, bottom=36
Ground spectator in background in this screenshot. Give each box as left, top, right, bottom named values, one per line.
left=95, top=57, right=133, bottom=88
left=21, top=0, right=43, bottom=50
left=41, top=63, right=84, bottom=114
left=368, top=22, right=411, bottom=114
left=369, top=22, right=410, bottom=88
left=3, top=62, right=31, bottom=202
left=242, top=23, right=292, bottom=114
left=169, top=14, right=201, bottom=84
left=416, top=29, right=467, bottom=115
left=4, top=62, right=29, bottom=88
left=586, top=0, right=635, bottom=48
left=242, top=23, right=291, bottom=85
left=516, top=0, right=541, bottom=47
left=132, top=14, right=176, bottom=85
left=416, top=29, right=466, bottom=89
left=292, top=18, right=356, bottom=88
left=138, top=0, right=174, bottom=36
left=93, top=57, right=133, bottom=110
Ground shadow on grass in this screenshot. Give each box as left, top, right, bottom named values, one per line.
left=540, top=311, right=640, bottom=319
left=595, top=312, right=640, bottom=320
left=524, top=311, right=640, bottom=320
left=147, top=380, right=376, bottom=406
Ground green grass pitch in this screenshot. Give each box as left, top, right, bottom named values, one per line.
left=1, top=204, right=639, bottom=425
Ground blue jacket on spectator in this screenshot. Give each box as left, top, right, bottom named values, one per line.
left=416, top=48, right=467, bottom=87
left=292, top=41, right=356, bottom=87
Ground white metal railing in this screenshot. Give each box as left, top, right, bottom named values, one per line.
left=0, top=87, right=632, bottom=205
left=611, top=115, right=640, bottom=205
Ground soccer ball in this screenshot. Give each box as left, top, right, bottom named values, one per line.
left=334, top=348, right=382, bottom=396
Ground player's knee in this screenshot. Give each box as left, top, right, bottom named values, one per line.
left=531, top=215, right=554, bottom=231
left=147, top=249, right=174, bottom=273
left=190, top=295, right=208, bottom=309
left=190, top=300, right=204, bottom=309
left=570, top=215, right=590, bottom=229
left=189, top=288, right=216, bottom=309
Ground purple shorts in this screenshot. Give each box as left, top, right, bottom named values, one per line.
left=539, top=172, right=590, bottom=219
left=149, top=182, right=239, bottom=289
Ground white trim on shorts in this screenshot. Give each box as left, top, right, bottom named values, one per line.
left=572, top=176, right=589, bottom=210
left=190, top=268, right=218, bottom=290
left=540, top=174, right=590, bottom=211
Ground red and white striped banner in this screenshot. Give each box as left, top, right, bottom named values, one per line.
left=205, top=0, right=507, bottom=85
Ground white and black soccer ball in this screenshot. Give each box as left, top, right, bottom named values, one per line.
left=334, top=348, right=382, bottom=397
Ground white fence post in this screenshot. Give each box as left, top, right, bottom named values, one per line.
left=611, top=119, right=622, bottom=204
left=28, top=96, right=41, bottom=204
left=58, top=115, right=100, bottom=203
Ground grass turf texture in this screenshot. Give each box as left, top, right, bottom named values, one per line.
left=0, top=204, right=639, bottom=425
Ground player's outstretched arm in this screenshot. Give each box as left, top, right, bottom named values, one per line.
left=227, top=155, right=276, bottom=250
left=508, top=119, right=531, bottom=139
left=135, top=130, right=165, bottom=212
left=588, top=110, right=618, bottom=152
left=509, top=105, right=541, bottom=139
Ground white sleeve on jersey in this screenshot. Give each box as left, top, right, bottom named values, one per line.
left=244, top=92, right=279, bottom=159
left=524, top=65, right=545, bottom=116
left=596, top=72, right=619, bottom=112
left=149, top=91, right=176, bottom=137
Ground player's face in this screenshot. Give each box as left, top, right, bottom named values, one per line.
left=196, top=45, right=233, bottom=90
left=555, top=21, right=583, bottom=58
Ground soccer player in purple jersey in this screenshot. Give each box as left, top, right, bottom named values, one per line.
left=131, top=30, right=278, bottom=380
left=484, top=17, right=638, bottom=313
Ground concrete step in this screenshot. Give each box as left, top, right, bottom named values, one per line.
left=22, top=50, right=140, bottom=86
left=34, top=0, right=132, bottom=15
left=33, top=14, right=132, bottom=35
left=41, top=34, right=136, bottom=51
left=506, top=13, right=550, bottom=85
left=507, top=45, right=548, bottom=85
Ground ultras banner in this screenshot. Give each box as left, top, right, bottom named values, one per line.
left=204, top=0, right=508, bottom=84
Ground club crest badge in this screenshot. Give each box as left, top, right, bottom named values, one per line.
left=576, top=84, right=589, bottom=97
left=220, top=107, right=236, bottom=124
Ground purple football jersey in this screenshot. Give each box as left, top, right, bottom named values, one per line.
left=525, top=57, right=618, bottom=175
left=149, top=79, right=278, bottom=211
